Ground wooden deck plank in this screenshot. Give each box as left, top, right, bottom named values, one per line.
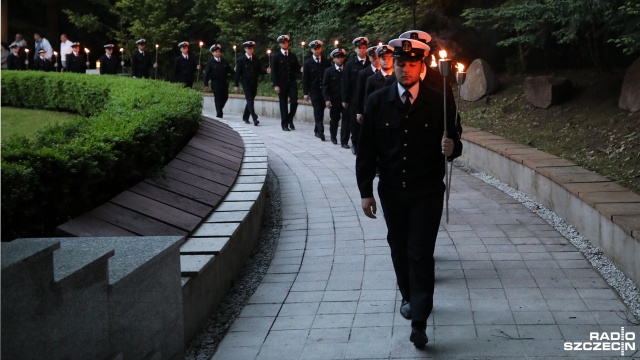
left=110, top=191, right=202, bottom=232
left=167, top=158, right=236, bottom=187
left=144, top=176, right=222, bottom=206
left=180, top=146, right=241, bottom=172
left=128, top=182, right=212, bottom=217
left=92, top=203, right=187, bottom=236
left=161, top=166, right=230, bottom=196
left=176, top=151, right=241, bottom=173
left=56, top=216, right=137, bottom=237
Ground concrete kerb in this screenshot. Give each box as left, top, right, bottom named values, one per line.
left=180, top=120, right=269, bottom=344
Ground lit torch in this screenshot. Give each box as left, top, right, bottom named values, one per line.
left=438, top=49, right=452, bottom=223
left=85, top=48, right=90, bottom=69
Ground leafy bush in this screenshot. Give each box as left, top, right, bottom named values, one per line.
left=1, top=71, right=203, bottom=240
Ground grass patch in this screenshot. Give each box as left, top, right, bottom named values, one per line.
left=458, top=69, right=640, bottom=194
left=1, top=107, right=79, bottom=142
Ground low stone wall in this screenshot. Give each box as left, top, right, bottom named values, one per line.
left=458, top=128, right=639, bottom=286
left=1, top=236, right=184, bottom=360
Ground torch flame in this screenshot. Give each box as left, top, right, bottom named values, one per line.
left=334, top=40, right=339, bottom=45
left=155, top=44, right=159, bottom=48
left=25, top=49, right=29, bottom=53
left=438, top=50, right=447, bottom=59
left=267, top=49, right=272, bottom=54
left=53, top=51, right=58, bottom=56
left=120, top=48, right=124, bottom=52
left=233, top=45, right=236, bottom=50
left=430, top=55, right=437, bottom=68
left=456, top=63, right=465, bottom=72
left=301, top=41, right=306, bottom=46
left=199, top=41, right=203, bottom=47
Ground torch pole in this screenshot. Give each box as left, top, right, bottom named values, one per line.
left=438, top=55, right=451, bottom=223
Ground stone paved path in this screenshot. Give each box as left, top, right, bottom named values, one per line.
left=207, top=111, right=638, bottom=360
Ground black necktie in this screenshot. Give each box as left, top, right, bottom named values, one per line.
left=284, top=52, right=288, bottom=57
left=403, top=91, right=412, bottom=112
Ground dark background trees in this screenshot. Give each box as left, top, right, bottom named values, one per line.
left=3, top=0, right=638, bottom=78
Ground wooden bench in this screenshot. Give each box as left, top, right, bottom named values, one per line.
left=57, top=116, right=244, bottom=237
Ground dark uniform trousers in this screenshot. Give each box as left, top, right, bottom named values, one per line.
left=131, top=50, right=151, bottom=78
left=303, top=57, right=329, bottom=135
left=271, top=51, right=300, bottom=129
left=65, top=53, right=86, bottom=73
left=173, top=55, right=197, bottom=88
left=342, top=57, right=370, bottom=147
left=99, top=54, right=119, bottom=75
left=204, top=58, right=234, bottom=118
left=235, top=55, right=264, bottom=122
left=322, top=66, right=347, bottom=142
left=356, top=82, right=462, bottom=328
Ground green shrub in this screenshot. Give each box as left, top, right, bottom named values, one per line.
left=1, top=71, right=203, bottom=240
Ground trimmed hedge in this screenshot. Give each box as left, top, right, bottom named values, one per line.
left=1, top=71, right=203, bottom=240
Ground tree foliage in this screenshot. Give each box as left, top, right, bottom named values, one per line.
left=462, top=0, right=637, bottom=71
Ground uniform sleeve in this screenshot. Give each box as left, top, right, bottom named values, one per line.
left=302, top=60, right=310, bottom=95
left=203, top=61, right=211, bottom=86
left=234, top=57, right=241, bottom=86
left=322, top=68, right=331, bottom=102
left=270, top=54, right=278, bottom=86
left=355, top=71, right=367, bottom=115
left=355, top=91, right=380, bottom=198
left=341, top=60, right=351, bottom=103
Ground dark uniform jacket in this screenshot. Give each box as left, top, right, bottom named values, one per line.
left=365, top=71, right=393, bottom=100
left=33, top=56, right=54, bottom=72
left=65, top=52, right=86, bottom=73
left=234, top=55, right=264, bottom=88
left=303, top=56, right=329, bottom=101
left=341, top=56, right=369, bottom=104
left=131, top=49, right=151, bottom=78
left=271, top=50, right=300, bottom=89
left=354, top=66, right=377, bottom=115
left=203, top=57, right=234, bottom=88
left=7, top=53, right=24, bottom=70
left=322, top=66, right=343, bottom=104
left=356, top=82, right=463, bottom=198
left=173, top=54, right=197, bottom=87
left=99, top=54, right=118, bottom=75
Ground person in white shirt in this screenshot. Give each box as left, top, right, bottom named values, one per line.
left=59, top=34, right=73, bottom=69
left=34, top=33, right=53, bottom=60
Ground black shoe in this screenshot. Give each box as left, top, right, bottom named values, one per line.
left=341, top=144, right=350, bottom=149
left=410, top=326, right=428, bottom=348
left=254, top=120, right=259, bottom=126
left=351, top=146, right=357, bottom=155
left=289, top=123, right=296, bottom=130
left=400, top=300, right=411, bottom=320
left=331, top=137, right=337, bottom=144
left=315, top=133, right=320, bottom=138
left=320, top=133, right=326, bottom=141
left=243, top=119, right=250, bottom=124
left=282, top=126, right=290, bottom=131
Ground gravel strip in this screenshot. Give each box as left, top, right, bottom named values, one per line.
left=185, top=169, right=282, bottom=360
left=457, top=161, right=640, bottom=322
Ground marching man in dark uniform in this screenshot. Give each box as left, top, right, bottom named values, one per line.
left=65, top=43, right=86, bottom=73
left=342, top=36, right=370, bottom=152
left=234, top=41, right=264, bottom=126
left=172, top=41, right=198, bottom=88
left=354, top=45, right=381, bottom=127
left=131, top=39, right=151, bottom=79
left=365, top=44, right=395, bottom=100
left=322, top=48, right=347, bottom=145
left=99, top=44, right=118, bottom=75
left=271, top=35, right=301, bottom=131
left=7, top=42, right=23, bottom=70
left=33, top=48, right=54, bottom=71
left=356, top=38, right=462, bottom=349
left=204, top=44, right=234, bottom=118
left=303, top=40, right=329, bottom=140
